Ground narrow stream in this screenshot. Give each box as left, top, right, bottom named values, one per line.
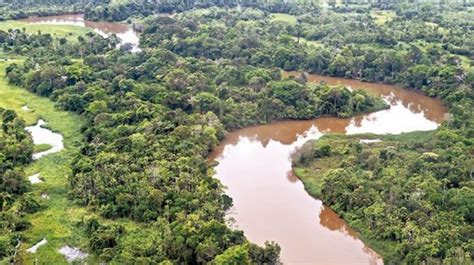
left=25, top=119, right=64, bottom=160
left=209, top=72, right=447, bottom=264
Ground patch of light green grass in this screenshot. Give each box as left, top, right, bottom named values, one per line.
left=0, top=20, right=93, bottom=41
left=371, top=10, right=396, bottom=25
left=0, top=59, right=40, bottom=125
left=34, top=144, right=53, bottom=153
left=458, top=55, right=473, bottom=71
left=110, top=0, right=133, bottom=5
left=270, top=13, right=297, bottom=24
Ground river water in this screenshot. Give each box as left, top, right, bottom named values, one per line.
left=25, top=119, right=64, bottom=160
left=20, top=14, right=140, bottom=52
left=17, top=14, right=449, bottom=263
left=209, top=72, right=447, bottom=264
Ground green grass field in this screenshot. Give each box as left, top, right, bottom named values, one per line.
left=33, top=143, right=53, bottom=153
left=459, top=55, right=473, bottom=71
left=0, top=20, right=92, bottom=41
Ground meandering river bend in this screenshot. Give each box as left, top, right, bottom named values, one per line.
left=17, top=15, right=449, bottom=263
left=209, top=72, right=447, bottom=264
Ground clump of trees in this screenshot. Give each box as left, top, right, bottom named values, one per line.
left=0, top=29, right=119, bottom=58
left=84, top=0, right=155, bottom=22
left=0, top=0, right=89, bottom=20
left=84, top=0, right=323, bottom=22
left=0, top=109, right=36, bottom=262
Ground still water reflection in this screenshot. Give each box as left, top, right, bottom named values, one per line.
left=209, top=73, right=447, bottom=264
left=20, top=14, right=140, bottom=52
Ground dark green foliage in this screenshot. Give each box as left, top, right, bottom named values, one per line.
left=0, top=109, right=34, bottom=261
left=1, top=1, right=473, bottom=264
left=4, top=14, right=385, bottom=262
left=0, top=0, right=89, bottom=20
left=84, top=0, right=323, bottom=22
left=295, top=105, right=473, bottom=264
left=0, top=108, right=33, bottom=192
left=142, top=8, right=469, bottom=105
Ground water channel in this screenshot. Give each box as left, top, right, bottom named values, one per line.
left=209, top=72, right=447, bottom=264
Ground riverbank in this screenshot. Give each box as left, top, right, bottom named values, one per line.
left=291, top=129, right=468, bottom=263
left=292, top=131, right=436, bottom=261
left=0, top=20, right=92, bottom=41
left=210, top=69, right=447, bottom=263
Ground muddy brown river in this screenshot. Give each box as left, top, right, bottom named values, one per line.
left=20, top=14, right=140, bottom=52
left=209, top=72, right=447, bottom=264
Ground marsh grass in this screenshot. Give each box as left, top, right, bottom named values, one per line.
left=0, top=20, right=92, bottom=41
left=33, top=143, right=53, bottom=153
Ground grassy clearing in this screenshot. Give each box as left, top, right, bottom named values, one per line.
left=111, top=0, right=133, bottom=5
left=0, top=20, right=92, bottom=41
left=370, top=10, right=396, bottom=25
left=270, top=13, right=297, bottom=24
left=458, top=55, right=473, bottom=71
left=0, top=59, right=40, bottom=125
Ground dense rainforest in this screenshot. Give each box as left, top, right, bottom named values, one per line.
left=284, top=2, right=473, bottom=265
left=0, top=0, right=472, bottom=264
left=0, top=0, right=91, bottom=20
left=0, top=109, right=35, bottom=261
left=1, top=27, right=385, bottom=265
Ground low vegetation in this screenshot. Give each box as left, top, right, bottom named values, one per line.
left=33, top=144, right=52, bottom=153
left=0, top=20, right=92, bottom=42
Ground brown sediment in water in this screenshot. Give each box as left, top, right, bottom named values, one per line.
left=283, top=71, right=447, bottom=124
left=20, top=14, right=129, bottom=33
left=210, top=72, right=447, bottom=264
left=20, top=14, right=140, bottom=51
